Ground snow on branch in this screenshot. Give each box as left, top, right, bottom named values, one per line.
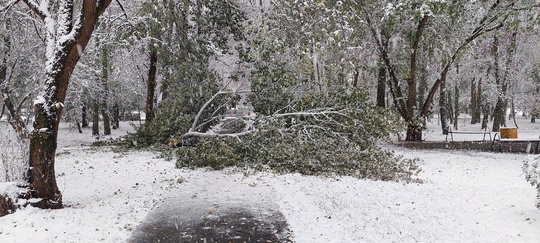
left=21, top=0, right=48, bottom=20
left=56, top=0, right=74, bottom=38
left=188, top=90, right=228, bottom=133
left=183, top=130, right=252, bottom=140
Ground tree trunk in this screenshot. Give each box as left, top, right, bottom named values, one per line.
left=101, top=103, right=110, bottom=135
left=28, top=102, right=62, bottom=209
left=92, top=100, right=100, bottom=136
left=145, top=49, right=158, bottom=125
left=353, top=70, right=360, bottom=88
left=453, top=85, right=459, bottom=130
left=478, top=78, right=489, bottom=129
left=447, top=90, right=454, bottom=127
left=511, top=98, right=518, bottom=128
left=418, top=50, right=429, bottom=123
left=439, top=80, right=449, bottom=134
left=491, top=31, right=504, bottom=132
left=376, top=59, right=386, bottom=108
left=112, top=102, right=120, bottom=129
left=101, top=42, right=111, bottom=135
left=81, top=104, right=89, bottom=127
left=491, top=30, right=517, bottom=132
left=23, top=0, right=113, bottom=210
left=470, top=78, right=479, bottom=124
left=405, top=122, right=423, bottom=141
left=76, top=122, right=82, bottom=133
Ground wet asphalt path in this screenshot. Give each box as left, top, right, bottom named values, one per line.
left=129, top=172, right=291, bottom=243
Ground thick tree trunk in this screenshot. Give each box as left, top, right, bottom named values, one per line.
left=145, top=49, right=158, bottom=124
left=28, top=103, right=62, bottom=209
left=22, top=0, right=113, bottom=210
left=492, top=98, right=506, bottom=132
left=405, top=122, right=423, bottom=141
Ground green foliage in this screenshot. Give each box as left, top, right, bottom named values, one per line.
left=129, top=73, right=238, bottom=146
left=126, top=0, right=245, bottom=147
left=177, top=89, right=420, bottom=182
left=249, top=63, right=296, bottom=116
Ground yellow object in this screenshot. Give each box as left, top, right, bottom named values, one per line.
left=500, top=127, right=518, bottom=139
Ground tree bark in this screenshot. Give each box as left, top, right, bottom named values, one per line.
left=112, top=102, right=120, bottom=129
left=81, top=104, right=89, bottom=127
left=439, top=80, right=449, bottom=134
left=92, top=100, right=100, bottom=136
left=491, top=31, right=505, bottom=131
left=101, top=42, right=111, bottom=135
left=403, top=16, right=429, bottom=141
left=453, top=85, right=459, bottom=130
left=470, top=78, right=479, bottom=124
left=23, top=0, right=113, bottom=209
left=145, top=49, right=158, bottom=125
left=376, top=58, right=386, bottom=108
left=511, top=97, right=518, bottom=128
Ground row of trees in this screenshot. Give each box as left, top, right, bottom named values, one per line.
left=0, top=0, right=539, bottom=213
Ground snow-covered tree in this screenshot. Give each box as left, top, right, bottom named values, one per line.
left=15, top=0, right=114, bottom=210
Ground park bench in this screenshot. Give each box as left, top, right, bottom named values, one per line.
left=445, top=126, right=492, bottom=142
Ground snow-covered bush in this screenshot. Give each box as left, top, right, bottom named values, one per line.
left=523, top=155, right=540, bottom=209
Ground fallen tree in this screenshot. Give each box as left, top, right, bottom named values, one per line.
left=177, top=88, right=422, bottom=182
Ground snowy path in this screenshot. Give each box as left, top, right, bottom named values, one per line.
left=130, top=171, right=289, bottom=242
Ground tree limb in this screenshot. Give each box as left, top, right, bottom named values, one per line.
left=20, top=0, right=46, bottom=21
left=188, top=90, right=227, bottom=133
left=114, top=0, right=128, bottom=19
left=183, top=130, right=252, bottom=139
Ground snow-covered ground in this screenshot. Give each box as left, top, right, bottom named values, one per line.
left=0, top=117, right=539, bottom=242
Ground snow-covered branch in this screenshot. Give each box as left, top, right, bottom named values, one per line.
left=183, top=130, right=252, bottom=140
left=20, top=0, right=48, bottom=20
left=188, top=90, right=227, bottom=133
left=271, top=109, right=350, bottom=119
